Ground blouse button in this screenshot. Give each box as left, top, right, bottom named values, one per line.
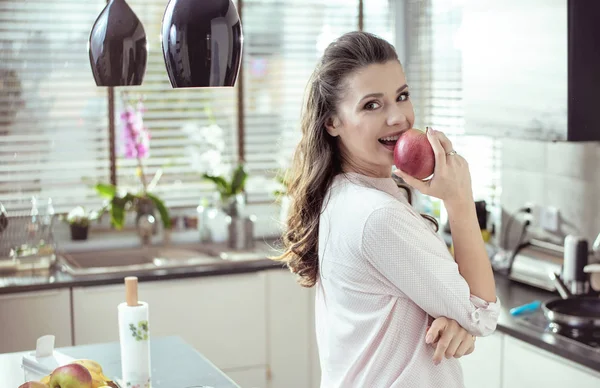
left=471, top=310, right=481, bottom=321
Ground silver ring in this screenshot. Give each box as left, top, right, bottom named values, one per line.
left=446, top=150, right=458, bottom=156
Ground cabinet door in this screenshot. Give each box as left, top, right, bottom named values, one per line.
left=224, top=366, right=268, bottom=388
left=462, top=0, right=568, bottom=141
left=73, top=272, right=267, bottom=370
left=266, top=270, right=312, bottom=388
left=460, top=332, right=503, bottom=388
left=503, top=335, right=600, bottom=388
left=0, top=289, right=72, bottom=353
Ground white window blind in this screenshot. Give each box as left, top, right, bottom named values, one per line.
left=116, top=0, right=239, bottom=208
left=1, top=0, right=399, bottom=216
left=0, top=0, right=110, bottom=213
left=363, top=0, right=396, bottom=43
left=404, top=0, right=501, bottom=206
left=242, top=0, right=360, bottom=203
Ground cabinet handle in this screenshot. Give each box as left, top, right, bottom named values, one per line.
left=266, top=364, right=272, bottom=381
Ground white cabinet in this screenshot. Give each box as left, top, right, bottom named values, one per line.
left=461, top=332, right=503, bottom=388
left=462, top=0, right=569, bottom=141
left=266, top=270, right=312, bottom=388
left=502, top=335, right=600, bottom=388
left=0, top=289, right=72, bottom=353
left=72, top=272, right=267, bottom=371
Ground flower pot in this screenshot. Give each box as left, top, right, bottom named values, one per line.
left=135, top=196, right=158, bottom=236
left=70, top=224, right=89, bottom=241
left=222, top=193, right=245, bottom=218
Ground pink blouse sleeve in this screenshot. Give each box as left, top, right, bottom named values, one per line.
left=361, top=206, right=501, bottom=337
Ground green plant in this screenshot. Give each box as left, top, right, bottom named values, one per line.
left=91, top=93, right=171, bottom=231
left=202, top=163, right=248, bottom=203
left=95, top=183, right=171, bottom=230
left=273, top=168, right=290, bottom=199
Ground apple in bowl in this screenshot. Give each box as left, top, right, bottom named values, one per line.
left=47, top=363, right=92, bottom=388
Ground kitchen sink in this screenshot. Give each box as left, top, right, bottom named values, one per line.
left=57, top=242, right=278, bottom=278
left=59, top=245, right=222, bottom=278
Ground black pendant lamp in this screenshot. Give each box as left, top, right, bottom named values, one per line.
left=88, top=0, right=148, bottom=86
left=161, top=0, right=243, bottom=88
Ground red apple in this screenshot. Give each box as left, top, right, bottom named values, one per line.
left=48, top=364, right=92, bottom=388
left=393, top=128, right=435, bottom=180
left=19, top=382, right=48, bottom=388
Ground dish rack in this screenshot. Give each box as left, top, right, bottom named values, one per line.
left=0, top=197, right=58, bottom=273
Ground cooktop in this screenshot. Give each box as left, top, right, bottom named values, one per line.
left=518, top=310, right=600, bottom=351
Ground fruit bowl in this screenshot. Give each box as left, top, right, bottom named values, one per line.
left=22, top=358, right=119, bottom=388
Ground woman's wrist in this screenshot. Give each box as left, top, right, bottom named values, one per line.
left=443, top=196, right=475, bottom=215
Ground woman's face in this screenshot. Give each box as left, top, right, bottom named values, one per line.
left=326, top=60, right=415, bottom=177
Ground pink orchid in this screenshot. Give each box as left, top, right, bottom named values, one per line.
left=120, top=100, right=150, bottom=160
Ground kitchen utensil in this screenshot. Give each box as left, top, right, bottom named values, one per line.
left=562, top=235, right=589, bottom=295
left=543, top=271, right=600, bottom=328
left=548, top=271, right=571, bottom=299
left=584, top=263, right=600, bottom=292
left=509, top=300, right=542, bottom=316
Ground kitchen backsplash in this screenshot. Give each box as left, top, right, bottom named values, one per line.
left=500, top=137, right=600, bottom=246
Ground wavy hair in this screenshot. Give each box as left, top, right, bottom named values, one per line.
left=273, top=31, right=436, bottom=287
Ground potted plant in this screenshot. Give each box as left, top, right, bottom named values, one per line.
left=61, top=206, right=99, bottom=241
left=202, top=163, right=248, bottom=217
left=93, top=93, right=171, bottom=232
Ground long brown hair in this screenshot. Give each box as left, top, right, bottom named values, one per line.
left=272, top=31, right=402, bottom=287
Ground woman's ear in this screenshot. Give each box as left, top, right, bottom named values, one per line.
left=325, top=116, right=341, bottom=137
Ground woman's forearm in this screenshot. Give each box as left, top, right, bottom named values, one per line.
left=445, top=199, right=497, bottom=303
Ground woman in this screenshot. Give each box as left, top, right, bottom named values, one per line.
left=275, top=31, right=500, bottom=387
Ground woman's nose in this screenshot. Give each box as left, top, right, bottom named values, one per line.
left=387, top=105, right=410, bottom=127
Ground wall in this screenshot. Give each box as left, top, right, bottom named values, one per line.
left=500, top=138, right=600, bottom=247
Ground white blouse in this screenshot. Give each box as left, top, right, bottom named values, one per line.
left=315, top=172, right=500, bottom=388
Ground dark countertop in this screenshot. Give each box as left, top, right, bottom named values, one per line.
left=493, top=273, right=600, bottom=373
left=0, top=335, right=239, bottom=387
left=0, top=256, right=283, bottom=295
left=0, top=237, right=285, bottom=295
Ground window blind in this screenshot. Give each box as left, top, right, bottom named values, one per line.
left=0, top=0, right=110, bottom=214
left=404, top=0, right=501, bottom=206
left=242, top=0, right=360, bottom=203
left=116, top=0, right=239, bottom=208
left=363, top=0, right=396, bottom=44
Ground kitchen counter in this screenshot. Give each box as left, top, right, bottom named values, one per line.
left=493, top=273, right=600, bottom=373
left=0, top=335, right=239, bottom=387
left=0, top=256, right=283, bottom=295
left=0, top=237, right=285, bottom=295
left=2, top=236, right=599, bottom=374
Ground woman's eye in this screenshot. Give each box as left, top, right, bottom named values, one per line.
left=397, top=92, right=410, bottom=102
left=364, top=101, right=380, bottom=110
